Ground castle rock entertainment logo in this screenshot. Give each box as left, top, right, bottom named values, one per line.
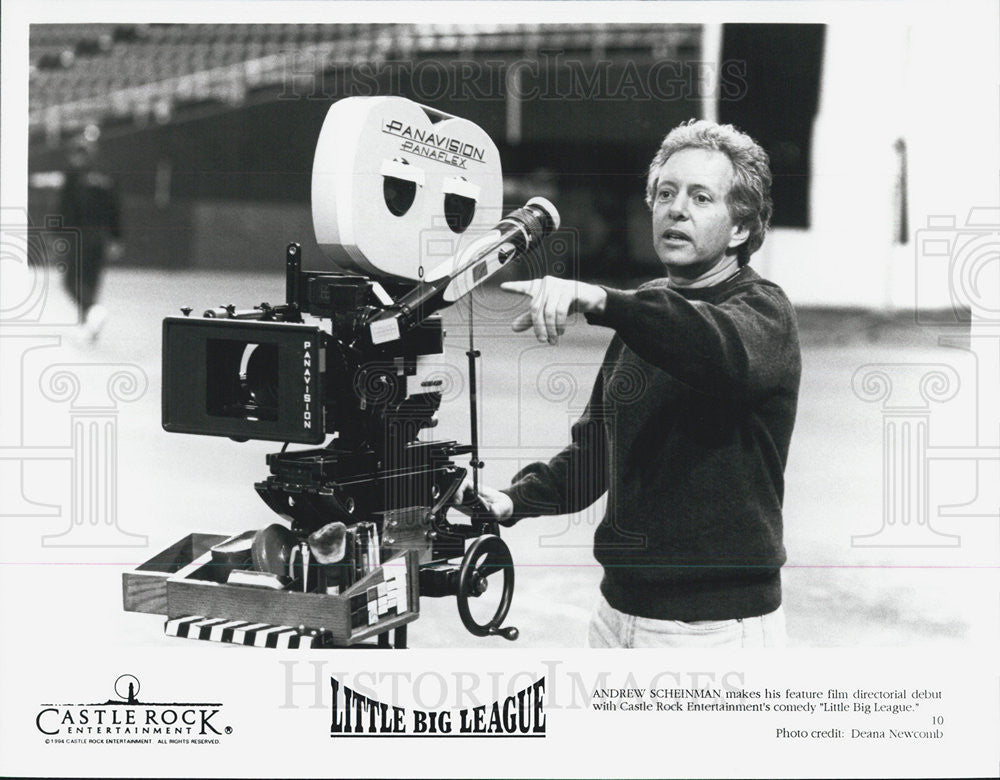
left=35, top=674, right=232, bottom=746
left=330, top=675, right=546, bottom=737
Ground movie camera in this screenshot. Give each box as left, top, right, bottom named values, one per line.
left=123, top=96, right=561, bottom=648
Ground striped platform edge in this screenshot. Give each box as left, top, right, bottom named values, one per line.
left=165, top=616, right=332, bottom=648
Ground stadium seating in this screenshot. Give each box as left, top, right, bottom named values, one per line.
left=29, top=23, right=700, bottom=142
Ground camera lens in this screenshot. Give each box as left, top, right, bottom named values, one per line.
left=245, top=344, right=279, bottom=412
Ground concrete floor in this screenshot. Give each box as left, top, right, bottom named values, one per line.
left=3, top=267, right=997, bottom=650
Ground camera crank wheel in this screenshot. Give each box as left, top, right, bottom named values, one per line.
left=456, top=534, right=518, bottom=640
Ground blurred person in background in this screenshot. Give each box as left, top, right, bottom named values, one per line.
left=59, top=125, right=123, bottom=343
left=461, top=119, right=801, bottom=649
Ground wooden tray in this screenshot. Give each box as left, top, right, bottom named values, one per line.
left=124, top=532, right=420, bottom=647
left=122, top=533, right=228, bottom=615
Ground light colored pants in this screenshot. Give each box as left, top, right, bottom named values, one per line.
left=587, top=594, right=787, bottom=648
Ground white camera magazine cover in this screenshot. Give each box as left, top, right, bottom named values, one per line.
left=1, top=1, right=998, bottom=778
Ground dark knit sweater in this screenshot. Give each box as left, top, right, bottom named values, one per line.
left=501, top=267, right=801, bottom=621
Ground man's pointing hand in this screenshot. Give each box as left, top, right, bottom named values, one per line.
left=500, top=276, right=607, bottom=345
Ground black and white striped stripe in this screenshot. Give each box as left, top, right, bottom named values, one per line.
left=165, top=616, right=328, bottom=648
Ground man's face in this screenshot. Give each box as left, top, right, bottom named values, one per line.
left=649, top=147, right=749, bottom=276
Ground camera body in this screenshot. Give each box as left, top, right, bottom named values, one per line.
left=140, top=97, right=557, bottom=645
left=161, top=257, right=444, bottom=449
left=162, top=246, right=461, bottom=554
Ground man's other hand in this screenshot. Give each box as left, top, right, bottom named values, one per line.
left=453, top=473, right=514, bottom=524
left=500, top=276, right=607, bottom=345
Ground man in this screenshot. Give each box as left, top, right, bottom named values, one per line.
left=59, top=126, right=123, bottom=342
left=463, top=119, right=801, bottom=648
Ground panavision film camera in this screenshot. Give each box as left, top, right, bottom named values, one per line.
left=122, top=96, right=560, bottom=649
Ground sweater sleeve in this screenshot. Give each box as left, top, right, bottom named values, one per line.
left=585, top=281, right=794, bottom=400
left=499, top=368, right=609, bottom=523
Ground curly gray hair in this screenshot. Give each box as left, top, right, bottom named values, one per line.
left=645, top=119, right=773, bottom=265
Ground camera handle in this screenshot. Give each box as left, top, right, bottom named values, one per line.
left=456, top=534, right=518, bottom=641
